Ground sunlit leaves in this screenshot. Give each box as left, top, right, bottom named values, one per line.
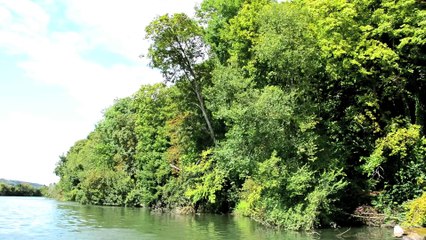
left=146, top=13, right=207, bottom=83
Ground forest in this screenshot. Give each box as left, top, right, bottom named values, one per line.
left=53, top=0, right=426, bottom=230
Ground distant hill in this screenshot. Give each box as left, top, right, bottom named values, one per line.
left=0, top=178, right=44, bottom=189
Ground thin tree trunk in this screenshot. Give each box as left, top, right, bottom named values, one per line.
left=175, top=39, right=217, bottom=144
left=415, top=91, right=425, bottom=132
left=192, top=79, right=217, bottom=144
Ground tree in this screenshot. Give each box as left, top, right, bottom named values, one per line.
left=196, top=0, right=246, bottom=63
left=145, top=13, right=216, bottom=144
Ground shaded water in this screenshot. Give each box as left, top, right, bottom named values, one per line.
left=0, top=197, right=394, bottom=239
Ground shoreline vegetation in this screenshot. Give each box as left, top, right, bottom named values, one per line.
left=51, top=0, right=425, bottom=231
left=0, top=182, right=43, bottom=197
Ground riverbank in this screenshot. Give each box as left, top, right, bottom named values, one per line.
left=394, top=226, right=426, bottom=240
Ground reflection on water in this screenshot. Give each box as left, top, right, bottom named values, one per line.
left=0, top=197, right=394, bottom=240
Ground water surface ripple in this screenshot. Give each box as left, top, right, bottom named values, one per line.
left=0, top=197, right=394, bottom=239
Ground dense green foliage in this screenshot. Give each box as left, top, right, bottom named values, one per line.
left=55, top=0, right=425, bottom=230
left=404, top=192, right=426, bottom=227
left=0, top=183, right=42, bottom=196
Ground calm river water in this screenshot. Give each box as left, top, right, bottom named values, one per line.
left=0, top=197, right=395, bottom=240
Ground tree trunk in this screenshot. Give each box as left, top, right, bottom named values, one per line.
left=175, top=40, right=217, bottom=144
left=192, top=79, right=217, bottom=144
left=415, top=91, right=425, bottom=133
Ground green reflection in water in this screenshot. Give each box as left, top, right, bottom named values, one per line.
left=0, top=197, right=394, bottom=240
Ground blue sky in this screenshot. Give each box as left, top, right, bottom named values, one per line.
left=0, top=0, right=200, bottom=184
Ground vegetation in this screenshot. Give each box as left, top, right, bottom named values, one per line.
left=0, top=182, right=43, bottom=196
left=404, top=193, right=426, bottom=227
left=54, top=0, right=426, bottom=230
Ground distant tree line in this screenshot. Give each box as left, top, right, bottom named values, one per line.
left=53, top=0, right=425, bottom=230
left=0, top=183, right=42, bottom=196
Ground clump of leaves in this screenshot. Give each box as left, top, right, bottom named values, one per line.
left=362, top=122, right=426, bottom=206
left=404, top=192, right=426, bottom=227
left=236, top=152, right=347, bottom=230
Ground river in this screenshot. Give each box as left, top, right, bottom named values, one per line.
left=0, top=197, right=395, bottom=239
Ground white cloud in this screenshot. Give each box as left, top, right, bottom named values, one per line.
left=1, top=0, right=201, bottom=107
left=0, top=112, right=89, bottom=184
left=19, top=54, right=159, bottom=121
left=0, top=0, right=49, bottom=34
left=0, top=0, right=200, bottom=184
left=64, top=0, right=200, bottom=59
left=0, top=0, right=49, bottom=55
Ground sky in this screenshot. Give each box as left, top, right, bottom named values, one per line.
left=0, top=0, right=200, bottom=185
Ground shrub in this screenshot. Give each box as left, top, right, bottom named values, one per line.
left=235, top=152, right=347, bottom=230
left=404, top=192, right=426, bottom=227
left=362, top=123, right=426, bottom=206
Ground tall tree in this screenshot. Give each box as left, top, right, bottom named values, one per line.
left=145, top=13, right=216, bottom=144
